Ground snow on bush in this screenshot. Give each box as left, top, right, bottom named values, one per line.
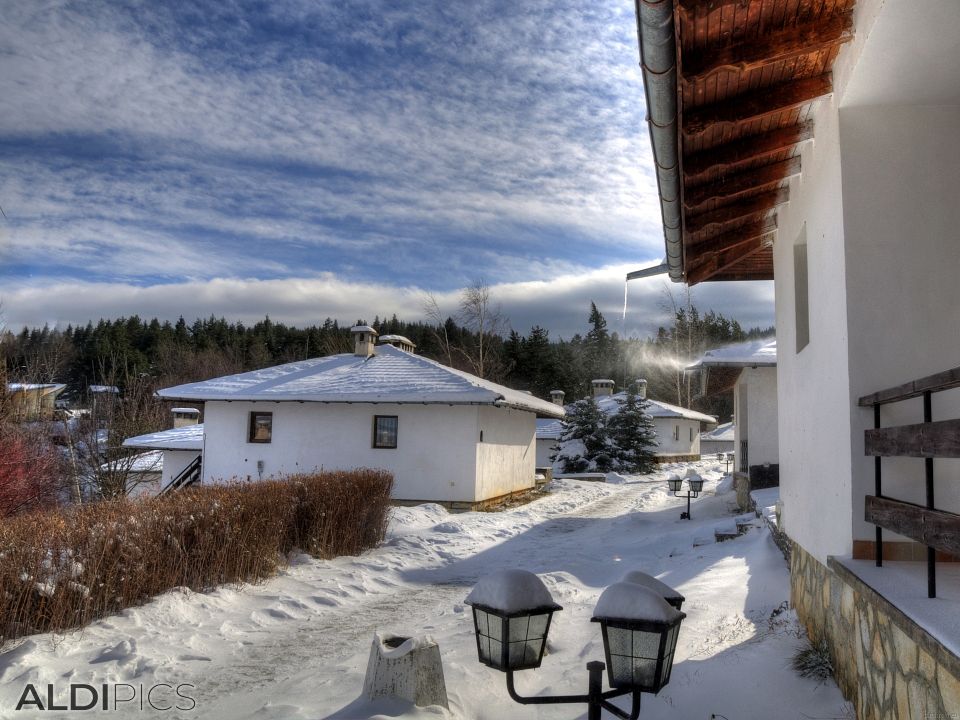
left=0, top=469, right=393, bottom=646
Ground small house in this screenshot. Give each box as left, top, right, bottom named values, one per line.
left=131, top=325, right=564, bottom=509
left=699, top=422, right=734, bottom=457
left=5, top=383, right=66, bottom=421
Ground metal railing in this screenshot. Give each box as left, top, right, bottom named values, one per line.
left=859, top=366, right=960, bottom=598
left=160, top=455, right=202, bottom=495
left=739, top=440, right=749, bottom=473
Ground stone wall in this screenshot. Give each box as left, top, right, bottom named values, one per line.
left=791, top=543, right=960, bottom=719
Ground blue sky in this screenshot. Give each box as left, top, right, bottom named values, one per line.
left=0, top=0, right=774, bottom=339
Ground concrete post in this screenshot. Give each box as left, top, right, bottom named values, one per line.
left=362, top=633, right=448, bottom=709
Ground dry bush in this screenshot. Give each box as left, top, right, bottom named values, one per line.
left=0, top=469, right=392, bottom=645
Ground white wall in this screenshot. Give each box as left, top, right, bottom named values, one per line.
left=200, top=401, right=538, bottom=503
left=700, top=439, right=734, bottom=457
left=652, top=418, right=701, bottom=456
left=774, top=0, right=960, bottom=563
left=536, top=439, right=557, bottom=467
left=164, top=449, right=201, bottom=487
left=475, top=406, right=536, bottom=499
left=735, top=367, right=779, bottom=467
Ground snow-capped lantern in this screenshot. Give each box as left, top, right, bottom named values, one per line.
left=621, top=570, right=685, bottom=611
left=687, top=474, right=705, bottom=493
left=465, top=569, right=561, bottom=672
left=666, top=473, right=683, bottom=493
left=591, top=582, right=686, bottom=693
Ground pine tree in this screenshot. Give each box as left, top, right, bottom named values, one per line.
left=554, top=396, right=617, bottom=473
left=608, top=384, right=658, bottom=474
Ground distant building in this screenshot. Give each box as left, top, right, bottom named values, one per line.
left=699, top=421, right=734, bottom=457
left=6, top=383, right=66, bottom=421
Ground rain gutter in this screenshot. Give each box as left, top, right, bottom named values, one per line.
left=635, top=0, right=683, bottom=282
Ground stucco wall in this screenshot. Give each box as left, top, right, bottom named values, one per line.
left=652, top=417, right=701, bottom=456
left=201, top=401, right=484, bottom=502
left=535, top=438, right=556, bottom=467
left=736, top=367, right=778, bottom=466
left=475, top=406, right=536, bottom=500
left=163, top=449, right=201, bottom=487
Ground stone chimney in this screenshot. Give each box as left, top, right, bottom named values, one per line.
left=172, top=407, right=200, bottom=428
left=591, top=379, right=615, bottom=398
left=636, top=378, right=648, bottom=399
left=351, top=325, right=378, bottom=357
left=549, top=389, right=565, bottom=406
left=377, top=334, right=416, bottom=353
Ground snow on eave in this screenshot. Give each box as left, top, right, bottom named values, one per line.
left=155, top=345, right=565, bottom=419
left=123, top=424, right=205, bottom=451
left=7, top=383, right=67, bottom=394
left=594, top=393, right=715, bottom=423
left=687, top=338, right=778, bottom=369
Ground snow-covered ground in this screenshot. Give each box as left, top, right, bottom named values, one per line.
left=0, top=461, right=852, bottom=719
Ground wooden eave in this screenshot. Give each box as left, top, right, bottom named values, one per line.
left=669, top=0, right=855, bottom=285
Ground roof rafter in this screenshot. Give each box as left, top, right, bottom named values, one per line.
left=684, top=156, right=801, bottom=211
left=682, top=11, right=853, bottom=85
left=683, top=73, right=833, bottom=137
left=684, top=121, right=814, bottom=179
left=686, top=218, right=778, bottom=261
left=687, top=237, right=770, bottom=285
left=685, top=187, right=790, bottom=234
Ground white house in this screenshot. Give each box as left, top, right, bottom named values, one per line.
left=136, top=326, right=564, bottom=509
left=688, top=338, right=778, bottom=474
left=122, top=421, right=204, bottom=495
left=633, top=1, right=960, bottom=714
left=698, top=421, right=734, bottom=457
left=535, top=418, right=563, bottom=467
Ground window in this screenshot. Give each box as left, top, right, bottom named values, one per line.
left=673, top=425, right=680, bottom=441
left=794, top=226, right=809, bottom=352
left=689, top=427, right=694, bottom=442
left=248, top=411, right=273, bottom=443
left=373, top=415, right=398, bottom=449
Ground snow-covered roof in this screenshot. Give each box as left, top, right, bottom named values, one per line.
left=536, top=418, right=564, bottom=440
left=7, top=383, right=67, bottom=394
left=378, top=334, right=415, bottom=346
left=594, top=393, right=716, bottom=423
left=156, top=345, right=566, bottom=418
left=89, top=385, right=119, bottom=393
left=700, top=421, right=734, bottom=442
left=688, top=338, right=777, bottom=368
left=171, top=407, right=200, bottom=414
left=123, top=423, right=205, bottom=451
left=101, top=450, right=163, bottom=474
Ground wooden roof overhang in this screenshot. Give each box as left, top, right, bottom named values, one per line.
left=636, top=0, right=855, bottom=285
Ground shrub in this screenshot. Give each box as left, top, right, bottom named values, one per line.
left=0, top=468, right=392, bottom=645
left=792, top=636, right=835, bottom=681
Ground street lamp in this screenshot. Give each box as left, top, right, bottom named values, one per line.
left=466, top=570, right=686, bottom=720
left=667, top=472, right=703, bottom=520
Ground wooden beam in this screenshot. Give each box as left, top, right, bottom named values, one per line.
left=687, top=218, right=777, bottom=259
left=865, top=419, right=960, bottom=458
left=676, top=0, right=741, bottom=21
left=685, top=187, right=789, bottom=234
left=684, top=122, right=814, bottom=179
left=682, top=12, right=853, bottom=84
left=709, top=270, right=774, bottom=281
left=687, top=236, right=768, bottom=286
left=684, top=156, right=801, bottom=211
left=684, top=74, right=833, bottom=137
left=866, top=495, right=960, bottom=557
left=858, top=366, right=960, bottom=407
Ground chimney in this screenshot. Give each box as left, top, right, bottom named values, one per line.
left=351, top=325, right=378, bottom=357
left=172, top=407, right=200, bottom=428
left=549, top=389, right=565, bottom=406
left=636, top=378, right=648, bottom=399
left=377, top=334, right=416, bottom=353
left=591, top=379, right=615, bottom=398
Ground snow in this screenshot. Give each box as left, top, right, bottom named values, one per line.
left=0, top=460, right=851, bottom=719
left=594, top=393, right=716, bottom=423
left=156, top=344, right=564, bottom=418
left=535, top=418, right=563, bottom=440
left=123, top=423, right=205, bottom=451
left=688, top=338, right=777, bottom=368
left=621, top=571, right=684, bottom=604
left=89, top=385, right=119, bottom=393
left=100, top=450, right=163, bottom=473
left=6, top=383, right=66, bottom=393
left=751, top=487, right=780, bottom=528
left=594, top=582, right=682, bottom=623
left=465, top=569, right=559, bottom=613
left=700, top=421, right=735, bottom=442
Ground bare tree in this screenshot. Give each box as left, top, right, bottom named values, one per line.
left=421, top=292, right=455, bottom=367
left=456, top=280, right=508, bottom=380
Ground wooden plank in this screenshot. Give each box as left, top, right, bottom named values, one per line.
left=682, top=11, right=853, bottom=84
left=683, top=73, right=833, bottom=136
left=858, top=367, right=960, bottom=407
left=687, top=236, right=768, bottom=285
left=676, top=0, right=750, bottom=22
left=684, top=156, right=801, bottom=210
left=687, top=218, right=778, bottom=258
left=684, top=121, right=814, bottom=178
left=865, top=419, right=960, bottom=458
left=685, top=187, right=790, bottom=233
left=709, top=269, right=774, bottom=281
left=865, top=495, right=960, bottom=557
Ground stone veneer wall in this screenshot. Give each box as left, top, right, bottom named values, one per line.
left=791, top=543, right=960, bottom=719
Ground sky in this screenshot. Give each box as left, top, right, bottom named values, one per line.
left=0, top=0, right=775, bottom=340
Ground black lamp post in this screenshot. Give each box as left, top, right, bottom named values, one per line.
left=466, top=570, right=685, bottom=720
left=667, top=473, right=704, bottom=520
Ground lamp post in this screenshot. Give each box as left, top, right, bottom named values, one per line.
left=465, top=570, right=685, bottom=720
left=667, top=473, right=704, bottom=520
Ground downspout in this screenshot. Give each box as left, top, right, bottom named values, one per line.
left=635, top=0, right=683, bottom=282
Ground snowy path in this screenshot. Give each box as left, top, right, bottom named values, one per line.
left=0, top=464, right=852, bottom=720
